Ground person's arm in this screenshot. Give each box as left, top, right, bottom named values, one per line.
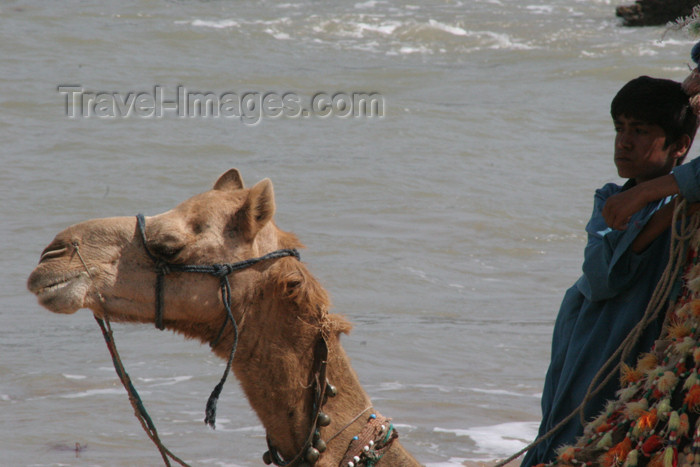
left=603, top=171, right=700, bottom=253
left=603, top=157, right=700, bottom=231
left=628, top=201, right=675, bottom=253
left=602, top=174, right=679, bottom=231
left=578, top=185, right=650, bottom=301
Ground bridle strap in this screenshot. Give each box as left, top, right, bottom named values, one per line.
left=135, top=213, right=301, bottom=428
left=265, top=335, right=330, bottom=466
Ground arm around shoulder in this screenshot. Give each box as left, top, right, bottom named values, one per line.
left=602, top=175, right=678, bottom=230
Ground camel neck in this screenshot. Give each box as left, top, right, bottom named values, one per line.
left=233, top=325, right=373, bottom=465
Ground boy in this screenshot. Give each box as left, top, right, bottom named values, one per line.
left=523, top=76, right=698, bottom=465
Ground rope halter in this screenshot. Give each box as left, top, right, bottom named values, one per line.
left=135, top=213, right=300, bottom=427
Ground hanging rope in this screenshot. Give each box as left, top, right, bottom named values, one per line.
left=94, top=315, right=191, bottom=467
left=494, top=197, right=700, bottom=467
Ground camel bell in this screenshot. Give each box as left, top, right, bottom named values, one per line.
left=262, top=451, right=272, bottom=465
left=317, top=412, right=331, bottom=426
left=314, top=438, right=327, bottom=452
left=325, top=383, right=337, bottom=397
left=305, top=446, right=321, bottom=463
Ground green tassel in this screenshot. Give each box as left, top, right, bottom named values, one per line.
left=596, top=431, right=613, bottom=449
left=657, top=398, right=672, bottom=419
left=663, top=446, right=675, bottom=467
left=669, top=411, right=680, bottom=431
left=623, top=449, right=638, bottom=467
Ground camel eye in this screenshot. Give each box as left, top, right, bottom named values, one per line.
left=148, top=238, right=185, bottom=262
left=190, top=221, right=206, bottom=235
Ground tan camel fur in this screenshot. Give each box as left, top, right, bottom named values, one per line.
left=27, top=169, right=421, bottom=467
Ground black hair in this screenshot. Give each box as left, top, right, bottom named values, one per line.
left=611, top=76, right=697, bottom=163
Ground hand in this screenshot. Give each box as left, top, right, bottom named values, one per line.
left=602, top=186, right=650, bottom=230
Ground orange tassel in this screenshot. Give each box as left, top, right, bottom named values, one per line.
left=596, top=421, right=613, bottom=433
left=667, top=319, right=693, bottom=340
left=685, top=385, right=700, bottom=412
left=559, top=446, right=576, bottom=462
left=636, top=353, right=658, bottom=372
left=679, top=412, right=691, bottom=437
left=690, top=299, right=700, bottom=317
left=648, top=450, right=666, bottom=467
left=603, top=437, right=632, bottom=466
left=621, top=363, right=644, bottom=386
left=637, top=408, right=658, bottom=432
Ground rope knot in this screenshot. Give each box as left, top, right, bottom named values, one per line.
left=211, top=264, right=233, bottom=278
left=156, top=262, right=172, bottom=275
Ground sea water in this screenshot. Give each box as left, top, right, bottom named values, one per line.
left=1, top=0, right=698, bottom=465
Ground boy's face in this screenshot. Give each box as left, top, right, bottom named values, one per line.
left=613, top=115, right=681, bottom=183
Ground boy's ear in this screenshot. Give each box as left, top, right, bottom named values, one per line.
left=672, top=134, right=692, bottom=161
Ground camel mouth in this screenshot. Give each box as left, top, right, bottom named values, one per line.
left=27, top=269, right=90, bottom=314
left=31, top=273, right=82, bottom=295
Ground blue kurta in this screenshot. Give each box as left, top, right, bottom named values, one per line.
left=523, top=180, right=675, bottom=465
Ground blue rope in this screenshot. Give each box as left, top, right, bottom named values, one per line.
left=135, top=213, right=300, bottom=428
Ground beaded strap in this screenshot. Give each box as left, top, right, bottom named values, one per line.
left=339, top=413, right=398, bottom=467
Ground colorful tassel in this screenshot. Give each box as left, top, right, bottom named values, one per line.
left=621, top=363, right=644, bottom=386
left=642, top=435, right=664, bottom=456
left=662, top=446, right=677, bottom=467
left=684, top=385, right=700, bottom=412
left=657, top=371, right=680, bottom=394
left=623, top=449, right=638, bottom=467
left=604, top=437, right=632, bottom=466
left=597, top=431, right=613, bottom=449
left=637, top=408, right=658, bottom=432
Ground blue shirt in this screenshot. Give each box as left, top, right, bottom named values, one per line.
left=520, top=161, right=700, bottom=465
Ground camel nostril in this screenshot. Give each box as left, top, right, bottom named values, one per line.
left=39, top=239, right=74, bottom=263
left=40, top=246, right=68, bottom=263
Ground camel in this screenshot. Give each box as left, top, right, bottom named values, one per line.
left=27, top=168, right=422, bottom=467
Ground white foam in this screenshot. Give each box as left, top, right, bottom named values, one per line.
left=376, top=381, right=404, bottom=391
left=427, top=19, right=468, bottom=37
left=425, top=460, right=470, bottom=467
left=267, top=29, right=291, bottom=40
left=355, top=0, right=380, bottom=8
left=435, top=421, right=539, bottom=458
left=189, top=19, right=240, bottom=29
left=355, top=21, right=402, bottom=36
left=62, top=374, right=87, bottom=380
left=137, top=375, right=192, bottom=387
left=482, top=31, right=535, bottom=50
left=468, top=387, right=539, bottom=398
left=526, top=5, right=554, bottom=14
left=61, top=388, right=128, bottom=398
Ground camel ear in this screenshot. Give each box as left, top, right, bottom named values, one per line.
left=238, top=178, right=275, bottom=240
left=213, top=169, right=245, bottom=191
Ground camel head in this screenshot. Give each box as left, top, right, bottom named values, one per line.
left=26, top=169, right=420, bottom=467
left=27, top=168, right=301, bottom=343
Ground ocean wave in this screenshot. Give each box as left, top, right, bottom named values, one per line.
left=427, top=19, right=468, bottom=37
left=435, top=421, right=539, bottom=459
left=189, top=19, right=240, bottom=29
left=178, top=14, right=537, bottom=55
left=61, top=388, right=127, bottom=399
left=468, top=387, right=539, bottom=398
left=137, top=375, right=192, bottom=387
left=62, top=373, right=87, bottom=380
